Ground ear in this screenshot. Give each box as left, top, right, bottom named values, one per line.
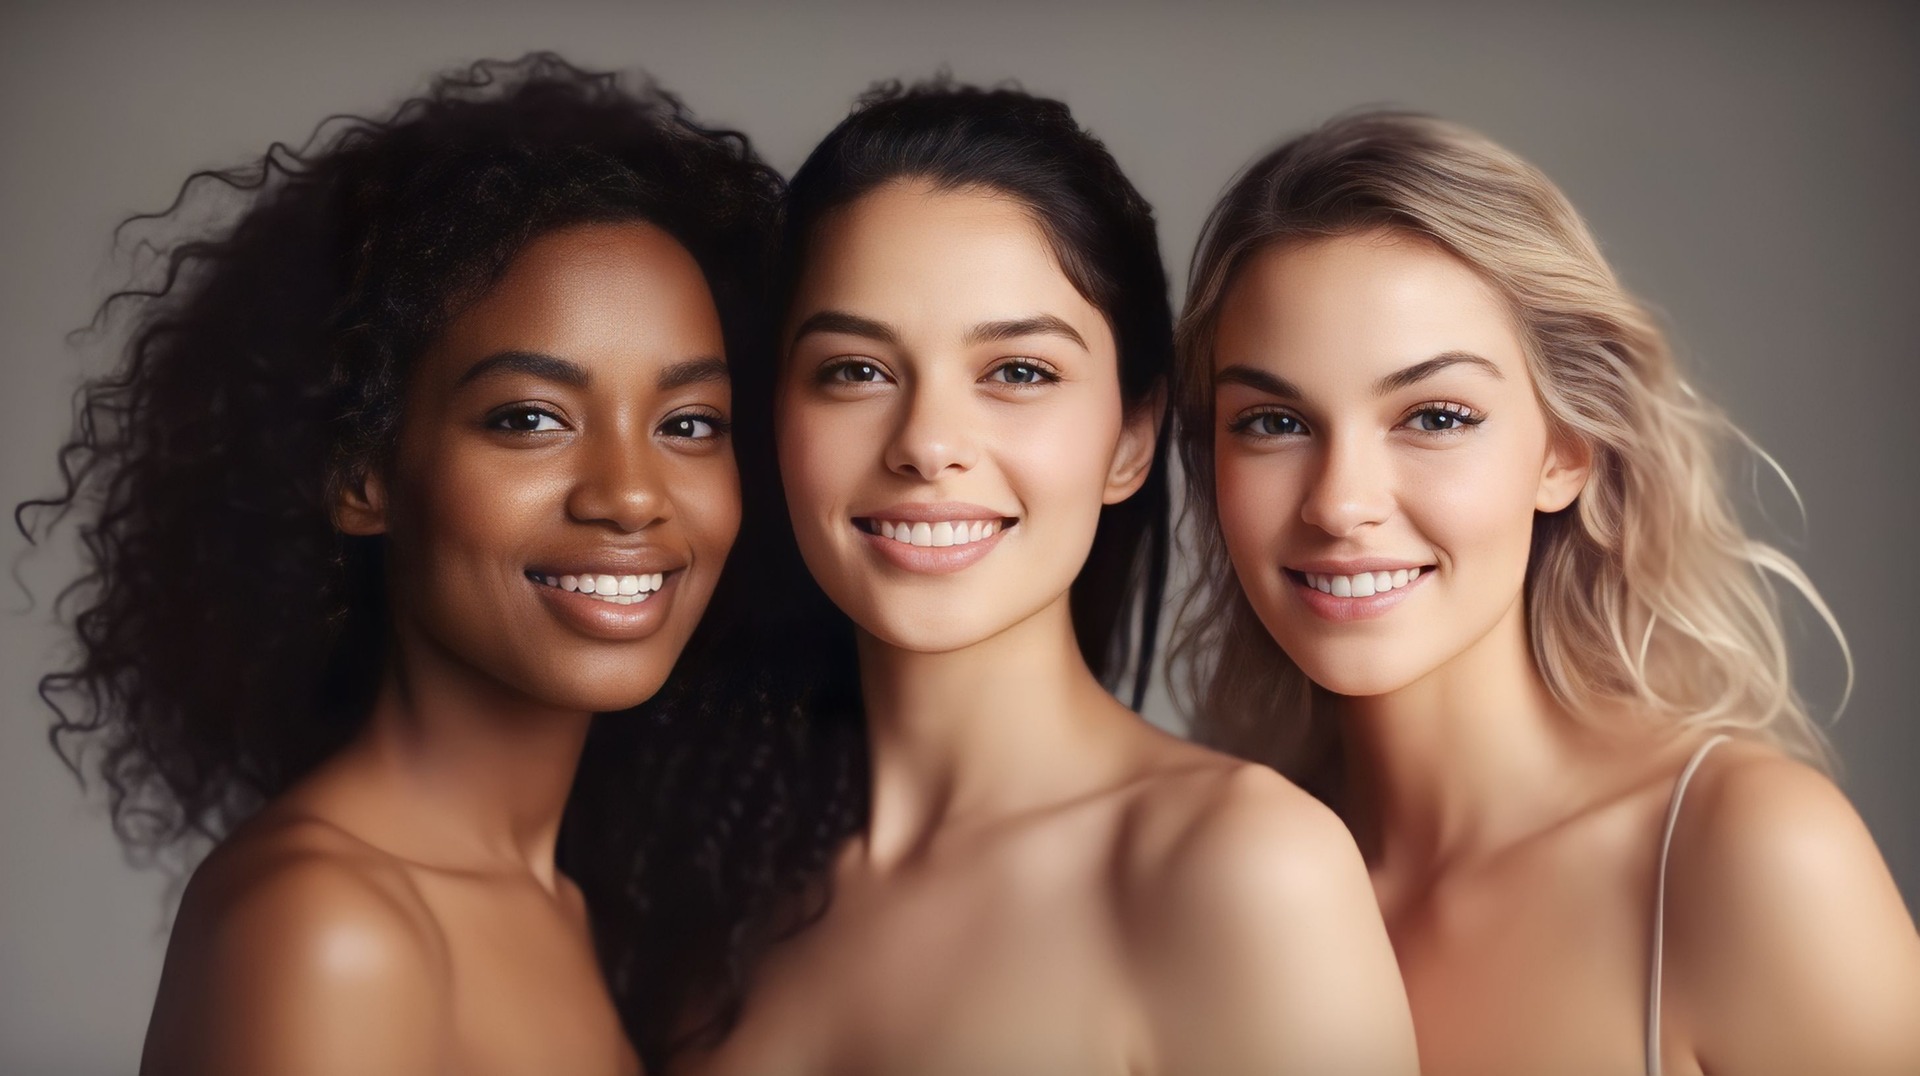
left=1535, top=430, right=1592, bottom=513
left=1104, top=386, right=1165, bottom=505
left=331, top=466, right=391, bottom=537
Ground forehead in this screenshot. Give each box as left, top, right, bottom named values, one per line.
left=431, top=221, right=724, bottom=375
left=793, top=180, right=1108, bottom=346
left=1215, top=230, right=1527, bottom=383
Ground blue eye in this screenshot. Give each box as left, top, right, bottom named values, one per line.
left=490, top=407, right=565, bottom=433
left=1402, top=403, right=1483, bottom=433
left=1231, top=410, right=1305, bottom=437
left=659, top=412, right=728, bottom=440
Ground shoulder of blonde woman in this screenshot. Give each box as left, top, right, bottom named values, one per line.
left=1658, top=739, right=1920, bottom=1075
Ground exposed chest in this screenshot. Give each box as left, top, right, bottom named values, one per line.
left=681, top=839, right=1147, bottom=1076
left=1381, top=828, right=1663, bottom=1076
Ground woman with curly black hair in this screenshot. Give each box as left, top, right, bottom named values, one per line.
left=19, top=54, right=789, bottom=1074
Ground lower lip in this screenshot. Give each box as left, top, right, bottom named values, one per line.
left=1292, top=569, right=1429, bottom=622
left=858, top=523, right=1010, bottom=575
left=530, top=573, right=681, bottom=641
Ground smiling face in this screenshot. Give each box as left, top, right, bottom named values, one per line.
left=777, top=180, right=1156, bottom=654
left=336, top=221, right=740, bottom=714
left=1211, top=229, right=1588, bottom=698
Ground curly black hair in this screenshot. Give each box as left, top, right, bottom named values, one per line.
left=15, top=52, right=836, bottom=1065
left=587, top=75, right=1179, bottom=1062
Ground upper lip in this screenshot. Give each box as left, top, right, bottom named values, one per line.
left=1288, top=557, right=1433, bottom=574
left=527, top=548, right=687, bottom=576
left=854, top=502, right=1016, bottom=523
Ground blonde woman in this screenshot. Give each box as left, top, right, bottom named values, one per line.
left=1171, top=112, right=1920, bottom=1075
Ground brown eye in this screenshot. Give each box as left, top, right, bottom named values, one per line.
left=490, top=407, right=564, bottom=433
left=1230, top=410, right=1305, bottom=437
left=659, top=413, right=727, bottom=440
left=824, top=360, right=888, bottom=384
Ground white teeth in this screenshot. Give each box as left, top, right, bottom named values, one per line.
left=868, top=518, right=1006, bottom=548
left=537, top=571, right=666, bottom=604
left=1303, top=568, right=1429, bottom=598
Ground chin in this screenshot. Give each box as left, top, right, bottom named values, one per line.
left=572, top=680, right=672, bottom=713
left=1285, top=646, right=1428, bottom=699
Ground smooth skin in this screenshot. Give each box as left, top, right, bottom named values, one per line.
left=675, top=182, right=1417, bottom=1076
left=1212, top=228, right=1920, bottom=1075
left=140, top=222, right=742, bottom=1076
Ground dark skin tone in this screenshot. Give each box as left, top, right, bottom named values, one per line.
left=139, top=221, right=740, bottom=1076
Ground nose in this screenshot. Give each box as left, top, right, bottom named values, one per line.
left=1298, top=432, right=1393, bottom=537
left=883, top=380, right=977, bottom=481
left=566, top=423, right=670, bottom=533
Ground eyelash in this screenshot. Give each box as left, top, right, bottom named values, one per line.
left=1401, top=401, right=1485, bottom=433
left=484, top=405, right=731, bottom=440
left=819, top=358, right=892, bottom=385
left=984, top=358, right=1060, bottom=387
left=658, top=410, right=731, bottom=441
left=815, top=357, right=1062, bottom=388
left=487, top=405, right=567, bottom=434
left=1226, top=401, right=1486, bottom=439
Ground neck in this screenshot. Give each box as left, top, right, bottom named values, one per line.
left=855, top=592, right=1137, bottom=867
left=335, top=623, right=594, bottom=890
left=1338, top=598, right=1587, bottom=875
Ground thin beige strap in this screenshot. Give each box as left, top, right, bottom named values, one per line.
left=1647, top=733, right=1730, bottom=1076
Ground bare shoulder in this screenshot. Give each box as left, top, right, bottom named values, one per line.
left=1666, top=737, right=1920, bottom=1071
left=1670, top=738, right=1907, bottom=920
left=1116, top=743, right=1361, bottom=906
left=1114, top=748, right=1418, bottom=1072
left=143, top=813, right=450, bottom=1075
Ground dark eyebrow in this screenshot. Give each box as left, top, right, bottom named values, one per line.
left=657, top=356, right=730, bottom=391
left=963, top=314, right=1088, bottom=352
left=1373, top=351, right=1505, bottom=395
left=790, top=310, right=900, bottom=348
left=1215, top=364, right=1304, bottom=399
left=456, top=350, right=589, bottom=389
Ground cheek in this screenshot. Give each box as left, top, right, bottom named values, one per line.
left=995, top=400, right=1122, bottom=509
left=1401, top=438, right=1548, bottom=571
left=1213, top=443, right=1299, bottom=570
left=390, top=433, right=554, bottom=578
left=775, top=396, right=868, bottom=519
left=670, top=451, right=742, bottom=567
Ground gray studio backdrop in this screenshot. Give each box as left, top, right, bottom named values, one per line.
left=3, top=1, right=1915, bottom=1071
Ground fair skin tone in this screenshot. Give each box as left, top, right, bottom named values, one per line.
left=1212, top=227, right=1920, bottom=1075
left=674, top=180, right=1417, bottom=1076
left=140, top=222, right=742, bottom=1076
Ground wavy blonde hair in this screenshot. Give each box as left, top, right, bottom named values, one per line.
left=1170, top=112, right=1846, bottom=793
